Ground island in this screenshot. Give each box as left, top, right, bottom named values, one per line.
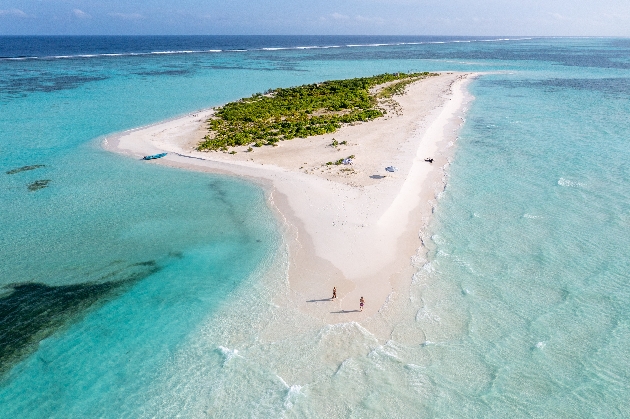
left=105, top=71, right=475, bottom=327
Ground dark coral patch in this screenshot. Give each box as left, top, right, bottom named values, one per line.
left=6, top=165, right=45, bottom=175
left=0, top=260, right=160, bottom=376
left=27, top=180, right=51, bottom=191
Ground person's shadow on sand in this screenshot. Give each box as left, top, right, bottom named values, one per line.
left=330, top=309, right=360, bottom=313
left=306, top=298, right=333, bottom=303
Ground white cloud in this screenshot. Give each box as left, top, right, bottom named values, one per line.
left=549, top=12, right=572, bottom=21
left=354, top=15, right=385, bottom=24
left=331, top=12, right=349, bottom=20
left=0, top=8, right=29, bottom=18
left=73, top=9, right=91, bottom=19
left=108, top=12, right=144, bottom=20
left=601, top=12, right=630, bottom=22
left=176, top=10, right=214, bottom=20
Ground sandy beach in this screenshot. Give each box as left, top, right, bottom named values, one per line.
left=103, top=72, right=475, bottom=324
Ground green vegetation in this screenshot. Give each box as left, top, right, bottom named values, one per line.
left=198, top=72, right=436, bottom=151
left=326, top=155, right=355, bottom=166
left=377, top=77, right=424, bottom=98
left=329, top=138, right=348, bottom=148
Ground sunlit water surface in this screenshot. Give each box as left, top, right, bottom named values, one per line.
left=0, top=36, right=628, bottom=417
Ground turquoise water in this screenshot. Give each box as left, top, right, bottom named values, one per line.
left=419, top=69, right=630, bottom=416
left=418, top=55, right=629, bottom=416
left=1, top=36, right=629, bottom=417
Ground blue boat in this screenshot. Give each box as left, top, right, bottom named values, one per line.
left=142, top=152, right=167, bottom=160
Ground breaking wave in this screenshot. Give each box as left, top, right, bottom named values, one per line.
left=0, top=37, right=535, bottom=61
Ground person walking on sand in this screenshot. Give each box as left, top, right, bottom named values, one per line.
left=360, top=296, right=365, bottom=312
left=332, top=287, right=337, bottom=300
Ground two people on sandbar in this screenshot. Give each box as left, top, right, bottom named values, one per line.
left=331, top=287, right=365, bottom=312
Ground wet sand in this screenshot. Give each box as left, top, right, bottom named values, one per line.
left=103, top=72, right=476, bottom=323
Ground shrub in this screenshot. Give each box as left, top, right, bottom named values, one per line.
left=198, top=72, right=437, bottom=151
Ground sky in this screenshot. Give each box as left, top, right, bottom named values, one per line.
left=0, top=0, right=629, bottom=36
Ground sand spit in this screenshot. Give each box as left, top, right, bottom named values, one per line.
left=104, top=72, right=476, bottom=323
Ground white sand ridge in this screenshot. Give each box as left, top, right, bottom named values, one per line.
left=105, top=72, right=477, bottom=323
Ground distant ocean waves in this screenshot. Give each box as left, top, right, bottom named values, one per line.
left=1, top=36, right=628, bottom=417
left=0, top=37, right=534, bottom=61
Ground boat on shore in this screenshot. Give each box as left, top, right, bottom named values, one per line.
left=142, top=153, right=167, bottom=160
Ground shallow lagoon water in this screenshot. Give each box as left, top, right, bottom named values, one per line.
left=0, top=36, right=629, bottom=417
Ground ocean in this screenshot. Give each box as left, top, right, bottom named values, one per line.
left=0, top=36, right=628, bottom=417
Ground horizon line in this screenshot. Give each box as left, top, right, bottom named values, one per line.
left=0, top=34, right=625, bottom=38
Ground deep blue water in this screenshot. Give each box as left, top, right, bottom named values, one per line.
left=0, top=35, right=523, bottom=59
left=0, top=36, right=628, bottom=417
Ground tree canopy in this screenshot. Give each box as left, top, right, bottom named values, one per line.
left=198, top=72, right=436, bottom=151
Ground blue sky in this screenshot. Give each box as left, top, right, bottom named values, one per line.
left=1, top=0, right=629, bottom=35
